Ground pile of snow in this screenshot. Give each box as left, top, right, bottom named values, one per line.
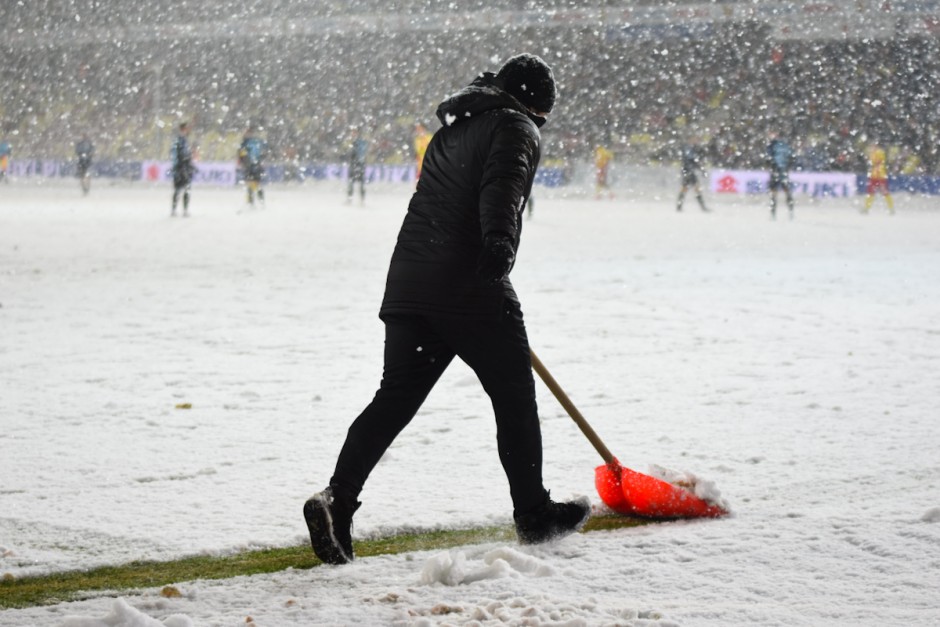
left=60, top=599, right=192, bottom=627
left=647, top=464, right=731, bottom=512
left=420, top=546, right=555, bottom=586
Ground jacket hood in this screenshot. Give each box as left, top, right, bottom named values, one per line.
left=436, top=72, right=547, bottom=129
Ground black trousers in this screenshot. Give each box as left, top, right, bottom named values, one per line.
left=330, top=301, right=549, bottom=515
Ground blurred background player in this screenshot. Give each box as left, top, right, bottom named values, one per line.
left=0, top=137, right=11, bottom=183
left=413, top=123, right=432, bottom=180
left=76, top=133, right=94, bottom=195
left=767, top=131, right=795, bottom=220
left=863, top=142, right=894, bottom=214
left=346, top=128, right=368, bottom=204
left=676, top=138, right=709, bottom=212
left=594, top=144, right=614, bottom=199
left=238, top=126, right=267, bottom=207
left=170, top=122, right=195, bottom=217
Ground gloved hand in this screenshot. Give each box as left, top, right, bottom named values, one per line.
left=477, top=233, right=515, bottom=285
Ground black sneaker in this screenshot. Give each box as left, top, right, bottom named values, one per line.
left=303, top=487, right=360, bottom=565
left=514, top=495, right=591, bottom=545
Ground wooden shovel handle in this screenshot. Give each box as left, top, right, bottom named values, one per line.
left=530, top=349, right=617, bottom=465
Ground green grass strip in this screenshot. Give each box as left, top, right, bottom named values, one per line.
left=0, top=515, right=652, bottom=609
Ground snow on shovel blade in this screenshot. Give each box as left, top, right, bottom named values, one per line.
left=595, top=462, right=728, bottom=519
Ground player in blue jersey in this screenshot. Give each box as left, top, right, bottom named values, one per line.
left=238, top=126, right=267, bottom=207
left=767, top=131, right=795, bottom=220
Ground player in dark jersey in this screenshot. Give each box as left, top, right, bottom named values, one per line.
left=170, top=122, right=195, bottom=217
left=676, top=139, right=709, bottom=212
left=346, top=129, right=368, bottom=204
left=76, top=134, right=94, bottom=195
left=767, top=132, right=795, bottom=220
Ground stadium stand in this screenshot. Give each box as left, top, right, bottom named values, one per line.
left=1, top=1, right=938, bottom=178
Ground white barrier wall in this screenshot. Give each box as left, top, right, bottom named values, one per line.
left=710, top=170, right=857, bottom=197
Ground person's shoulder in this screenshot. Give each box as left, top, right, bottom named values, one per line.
left=488, top=108, right=539, bottom=138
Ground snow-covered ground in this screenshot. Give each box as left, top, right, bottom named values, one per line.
left=2, top=179, right=939, bottom=626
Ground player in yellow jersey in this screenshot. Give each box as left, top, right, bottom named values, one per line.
left=594, top=144, right=614, bottom=199
left=413, top=123, right=432, bottom=180
left=863, top=143, right=894, bottom=214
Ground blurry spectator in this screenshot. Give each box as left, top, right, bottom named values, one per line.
left=800, top=135, right=829, bottom=171
left=899, top=148, right=922, bottom=176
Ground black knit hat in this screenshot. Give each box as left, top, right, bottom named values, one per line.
left=496, top=53, right=557, bottom=114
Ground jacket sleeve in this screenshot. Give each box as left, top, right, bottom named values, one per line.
left=478, top=114, right=540, bottom=242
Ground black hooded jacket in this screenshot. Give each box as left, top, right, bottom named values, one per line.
left=379, top=73, right=543, bottom=320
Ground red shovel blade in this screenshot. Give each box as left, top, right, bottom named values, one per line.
left=595, top=461, right=634, bottom=515
left=595, top=461, right=728, bottom=519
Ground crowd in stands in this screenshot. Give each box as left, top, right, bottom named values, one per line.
left=1, top=8, right=938, bottom=177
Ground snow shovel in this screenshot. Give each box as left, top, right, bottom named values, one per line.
left=530, top=350, right=728, bottom=519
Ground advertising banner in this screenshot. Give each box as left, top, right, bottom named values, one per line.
left=141, top=161, right=238, bottom=186
left=8, top=159, right=67, bottom=178
left=4, top=159, right=567, bottom=187
left=710, top=170, right=857, bottom=197
left=362, top=164, right=414, bottom=183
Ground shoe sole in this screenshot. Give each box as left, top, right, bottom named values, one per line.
left=303, top=494, right=352, bottom=565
